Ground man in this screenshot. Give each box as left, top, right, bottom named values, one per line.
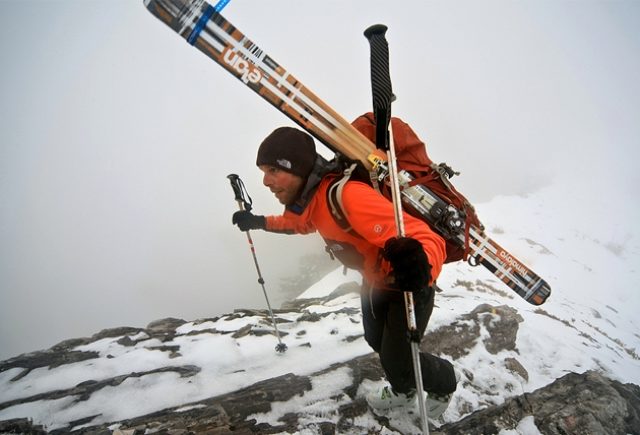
left=232, top=126, right=459, bottom=417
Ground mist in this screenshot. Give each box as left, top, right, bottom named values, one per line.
left=1, top=0, right=638, bottom=361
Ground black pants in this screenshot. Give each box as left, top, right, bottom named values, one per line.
left=361, top=286, right=457, bottom=395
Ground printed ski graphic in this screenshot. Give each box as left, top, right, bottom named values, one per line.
left=144, top=0, right=373, bottom=163
left=398, top=174, right=551, bottom=305
left=144, top=0, right=551, bottom=305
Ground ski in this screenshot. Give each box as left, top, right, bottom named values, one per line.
left=396, top=172, right=550, bottom=305
left=144, top=0, right=551, bottom=305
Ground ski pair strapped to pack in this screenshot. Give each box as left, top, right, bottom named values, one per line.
left=145, top=0, right=551, bottom=306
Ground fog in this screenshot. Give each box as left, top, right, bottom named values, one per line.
left=1, top=0, right=638, bottom=361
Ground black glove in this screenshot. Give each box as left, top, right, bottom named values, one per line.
left=232, top=210, right=266, bottom=232
left=383, top=237, right=432, bottom=292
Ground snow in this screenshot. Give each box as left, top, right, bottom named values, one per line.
left=498, top=416, right=542, bottom=435
left=0, top=177, right=639, bottom=433
left=297, top=267, right=361, bottom=299
left=249, top=366, right=354, bottom=426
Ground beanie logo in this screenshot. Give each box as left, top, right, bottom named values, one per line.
left=222, top=48, right=262, bottom=85
left=277, top=158, right=292, bottom=169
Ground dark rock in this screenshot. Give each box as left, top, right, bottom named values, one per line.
left=230, top=324, right=288, bottom=339
left=504, top=357, right=529, bottom=381
left=0, top=349, right=100, bottom=375
left=423, top=315, right=480, bottom=359
left=297, top=312, right=323, bottom=323
left=230, top=324, right=253, bottom=339
left=145, top=318, right=186, bottom=342
left=280, top=296, right=326, bottom=311
left=146, top=318, right=186, bottom=331
left=0, top=418, right=48, bottom=434
left=91, top=327, right=145, bottom=341
left=343, top=334, right=364, bottom=343
left=116, top=336, right=136, bottom=347
left=423, top=303, right=522, bottom=359
left=148, top=345, right=182, bottom=358
left=50, top=337, right=93, bottom=351
left=67, top=414, right=103, bottom=429
left=438, top=370, right=640, bottom=435
left=473, top=304, right=523, bottom=354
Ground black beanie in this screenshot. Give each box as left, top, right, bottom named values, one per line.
left=256, top=127, right=316, bottom=178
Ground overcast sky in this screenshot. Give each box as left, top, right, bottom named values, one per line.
left=1, top=0, right=638, bottom=361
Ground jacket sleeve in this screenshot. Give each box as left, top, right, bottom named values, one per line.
left=340, top=181, right=447, bottom=282
left=264, top=211, right=317, bottom=235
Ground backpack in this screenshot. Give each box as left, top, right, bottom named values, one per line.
left=328, top=112, right=482, bottom=263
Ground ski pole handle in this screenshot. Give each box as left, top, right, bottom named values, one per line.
left=227, top=173, right=252, bottom=211
left=364, top=24, right=393, bottom=151
left=227, top=174, right=244, bottom=202
left=364, top=24, right=403, bottom=236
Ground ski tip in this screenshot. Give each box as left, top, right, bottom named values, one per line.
left=143, top=0, right=196, bottom=34
left=364, top=24, right=388, bottom=39
left=143, top=0, right=169, bottom=24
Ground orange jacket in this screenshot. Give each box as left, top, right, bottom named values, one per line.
left=265, top=176, right=447, bottom=289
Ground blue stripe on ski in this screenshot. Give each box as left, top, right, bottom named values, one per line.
left=187, top=3, right=216, bottom=45
left=214, top=0, right=231, bottom=12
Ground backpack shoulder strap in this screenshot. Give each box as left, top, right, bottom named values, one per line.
left=326, top=162, right=363, bottom=239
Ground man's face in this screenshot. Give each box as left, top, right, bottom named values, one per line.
left=259, top=165, right=305, bottom=205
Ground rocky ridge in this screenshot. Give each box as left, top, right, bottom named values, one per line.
left=1, top=283, right=638, bottom=434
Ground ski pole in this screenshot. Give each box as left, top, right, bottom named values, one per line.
left=364, top=24, right=429, bottom=434
left=227, top=174, right=287, bottom=354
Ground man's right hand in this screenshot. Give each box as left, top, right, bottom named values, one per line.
left=383, top=236, right=431, bottom=292
left=232, top=210, right=266, bottom=232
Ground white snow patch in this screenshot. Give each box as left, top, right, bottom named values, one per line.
left=498, top=415, right=543, bottom=434
left=174, top=404, right=207, bottom=413
left=297, top=267, right=361, bottom=299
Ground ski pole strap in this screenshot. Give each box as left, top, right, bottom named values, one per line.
left=227, top=174, right=253, bottom=211
left=364, top=24, right=393, bottom=151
